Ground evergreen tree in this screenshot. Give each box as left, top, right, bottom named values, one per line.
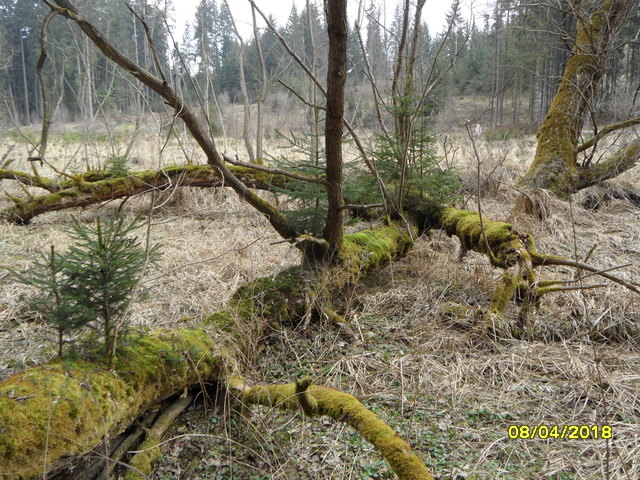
left=14, top=246, right=96, bottom=358
left=64, top=215, right=161, bottom=368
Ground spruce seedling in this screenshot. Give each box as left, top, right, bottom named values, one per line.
left=64, top=215, right=161, bottom=368
left=14, top=245, right=95, bottom=358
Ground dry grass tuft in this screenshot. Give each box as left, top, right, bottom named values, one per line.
left=510, top=189, right=552, bottom=222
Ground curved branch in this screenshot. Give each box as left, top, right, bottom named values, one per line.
left=577, top=138, right=640, bottom=189
left=576, top=116, right=640, bottom=153
left=531, top=253, right=640, bottom=295
left=35, top=9, right=58, bottom=161
left=232, top=378, right=435, bottom=480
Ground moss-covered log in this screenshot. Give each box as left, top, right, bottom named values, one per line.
left=233, top=378, right=434, bottom=480
left=0, top=328, right=225, bottom=479
left=1, top=164, right=295, bottom=225
left=0, top=223, right=422, bottom=480
left=408, top=196, right=534, bottom=270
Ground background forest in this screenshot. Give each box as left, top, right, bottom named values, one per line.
left=2, top=0, right=639, bottom=132
left=0, top=1, right=639, bottom=480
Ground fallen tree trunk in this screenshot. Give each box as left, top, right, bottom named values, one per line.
left=0, top=164, right=296, bottom=225
left=0, top=223, right=426, bottom=480
left=0, top=328, right=225, bottom=479
left=3, top=194, right=637, bottom=478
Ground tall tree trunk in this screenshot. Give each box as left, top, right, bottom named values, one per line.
left=252, top=4, right=266, bottom=161
left=323, top=0, right=347, bottom=258
left=224, top=0, right=255, bottom=163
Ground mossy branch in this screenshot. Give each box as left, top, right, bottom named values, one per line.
left=232, top=378, right=435, bottom=480
left=576, top=138, right=640, bottom=190
left=576, top=117, right=640, bottom=153
left=124, top=394, right=194, bottom=480
left=0, top=164, right=295, bottom=225
left=0, top=167, right=60, bottom=192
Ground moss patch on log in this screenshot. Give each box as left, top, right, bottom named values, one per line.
left=0, top=328, right=223, bottom=479
left=438, top=207, right=530, bottom=268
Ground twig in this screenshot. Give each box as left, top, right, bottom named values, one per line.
left=465, top=122, right=497, bottom=264
left=222, top=154, right=326, bottom=185
left=338, top=203, right=384, bottom=211
left=537, top=255, right=640, bottom=295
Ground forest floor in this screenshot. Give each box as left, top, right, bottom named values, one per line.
left=0, top=128, right=639, bottom=479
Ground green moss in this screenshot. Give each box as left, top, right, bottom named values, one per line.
left=125, top=437, right=158, bottom=480
left=440, top=302, right=473, bottom=320
left=203, top=311, right=237, bottom=333
left=0, top=328, right=222, bottom=479
left=231, top=266, right=306, bottom=324
left=489, top=271, right=520, bottom=313
left=342, top=224, right=414, bottom=275
left=439, top=207, right=529, bottom=268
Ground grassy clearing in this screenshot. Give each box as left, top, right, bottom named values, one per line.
left=1, top=127, right=639, bottom=479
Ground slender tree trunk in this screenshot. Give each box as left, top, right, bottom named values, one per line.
left=20, top=31, right=30, bottom=125
left=224, top=0, right=254, bottom=163
left=323, top=0, right=348, bottom=257
left=252, top=4, right=266, bottom=161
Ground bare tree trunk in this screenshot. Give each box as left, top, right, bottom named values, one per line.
left=323, top=0, right=347, bottom=257
left=252, top=4, right=267, bottom=161
left=19, top=30, right=30, bottom=125
left=224, top=0, right=255, bottom=163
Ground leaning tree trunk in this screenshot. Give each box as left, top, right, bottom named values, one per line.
left=519, top=0, right=638, bottom=197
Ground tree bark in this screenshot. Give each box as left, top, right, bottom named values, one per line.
left=323, top=0, right=347, bottom=257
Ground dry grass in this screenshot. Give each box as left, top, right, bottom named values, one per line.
left=1, top=129, right=639, bottom=479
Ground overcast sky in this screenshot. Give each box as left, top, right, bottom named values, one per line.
left=171, top=0, right=483, bottom=43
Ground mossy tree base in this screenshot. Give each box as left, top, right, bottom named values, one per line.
left=517, top=1, right=637, bottom=197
